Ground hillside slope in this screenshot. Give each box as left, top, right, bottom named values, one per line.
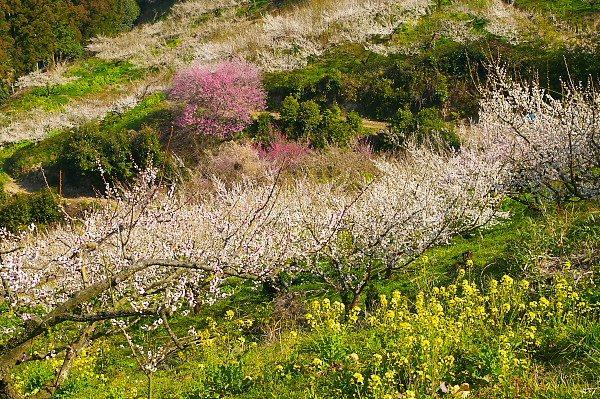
left=1, top=0, right=598, bottom=143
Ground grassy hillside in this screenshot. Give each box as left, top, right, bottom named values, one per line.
left=0, top=1, right=599, bottom=398
left=2, top=0, right=600, bottom=144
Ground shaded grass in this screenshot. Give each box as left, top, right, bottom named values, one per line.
left=514, top=0, right=599, bottom=23
left=2, top=134, right=69, bottom=179
left=0, top=140, right=35, bottom=185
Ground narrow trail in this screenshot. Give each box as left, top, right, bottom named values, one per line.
left=361, top=119, right=387, bottom=131
left=2, top=176, right=30, bottom=195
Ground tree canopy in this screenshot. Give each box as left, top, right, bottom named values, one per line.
left=0, top=0, right=140, bottom=95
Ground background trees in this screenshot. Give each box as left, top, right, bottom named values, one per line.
left=277, top=95, right=362, bottom=148
left=0, top=0, right=141, bottom=101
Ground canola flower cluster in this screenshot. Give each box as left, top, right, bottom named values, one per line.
left=296, top=274, right=595, bottom=398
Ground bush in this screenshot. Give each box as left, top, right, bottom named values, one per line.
left=59, top=124, right=131, bottom=184
left=315, top=104, right=353, bottom=148
left=277, top=95, right=362, bottom=148
left=384, top=107, right=460, bottom=151
left=56, top=124, right=171, bottom=189
left=280, top=95, right=300, bottom=136
left=246, top=113, right=276, bottom=146
left=297, top=100, right=321, bottom=141
left=0, top=189, right=61, bottom=233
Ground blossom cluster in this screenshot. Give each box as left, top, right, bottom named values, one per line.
left=0, top=142, right=504, bottom=396
left=476, top=64, right=600, bottom=203
left=169, top=59, right=266, bottom=138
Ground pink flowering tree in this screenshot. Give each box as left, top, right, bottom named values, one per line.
left=169, top=59, right=267, bottom=138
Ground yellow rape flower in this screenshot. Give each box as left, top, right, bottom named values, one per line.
left=404, top=390, right=416, bottom=399
left=353, top=372, right=364, bottom=384
left=501, top=275, right=514, bottom=287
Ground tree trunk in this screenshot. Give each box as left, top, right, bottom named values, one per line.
left=32, top=323, right=98, bottom=399
left=0, top=340, right=33, bottom=399
left=147, top=372, right=153, bottom=399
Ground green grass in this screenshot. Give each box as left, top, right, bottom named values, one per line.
left=2, top=92, right=171, bottom=182
left=11, top=59, right=146, bottom=112
left=100, top=92, right=171, bottom=133
left=0, top=140, right=36, bottom=185
left=514, top=0, right=599, bottom=22
left=2, top=134, right=70, bottom=179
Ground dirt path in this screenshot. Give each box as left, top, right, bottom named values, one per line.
left=362, top=119, right=388, bottom=131
left=2, top=176, right=30, bottom=195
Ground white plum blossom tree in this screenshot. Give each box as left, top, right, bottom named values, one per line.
left=477, top=64, right=600, bottom=204
left=0, top=144, right=504, bottom=397
left=287, top=145, right=506, bottom=310
left=0, top=169, right=305, bottom=399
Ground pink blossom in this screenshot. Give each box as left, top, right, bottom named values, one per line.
left=170, top=59, right=267, bottom=138
left=256, top=135, right=313, bottom=167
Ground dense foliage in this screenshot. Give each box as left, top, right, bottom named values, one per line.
left=0, top=0, right=141, bottom=101
left=56, top=124, right=169, bottom=188
left=276, top=96, right=363, bottom=148
left=0, top=189, right=60, bottom=233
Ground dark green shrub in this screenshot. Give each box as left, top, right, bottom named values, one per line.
left=312, top=70, right=344, bottom=106
left=279, top=95, right=300, bottom=138
left=58, top=124, right=133, bottom=185
left=360, top=77, right=403, bottom=120
left=0, top=184, right=6, bottom=203
left=3, top=136, right=69, bottom=179
left=119, top=0, right=141, bottom=30
left=0, top=82, right=10, bottom=106
left=385, top=107, right=460, bottom=150
left=315, top=104, right=352, bottom=148
left=56, top=124, right=172, bottom=189
left=297, top=100, right=321, bottom=140
left=131, top=127, right=169, bottom=171
left=0, top=189, right=61, bottom=233
left=247, top=113, right=275, bottom=146
left=415, top=107, right=460, bottom=149
left=345, top=110, right=360, bottom=128
left=278, top=97, right=363, bottom=148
